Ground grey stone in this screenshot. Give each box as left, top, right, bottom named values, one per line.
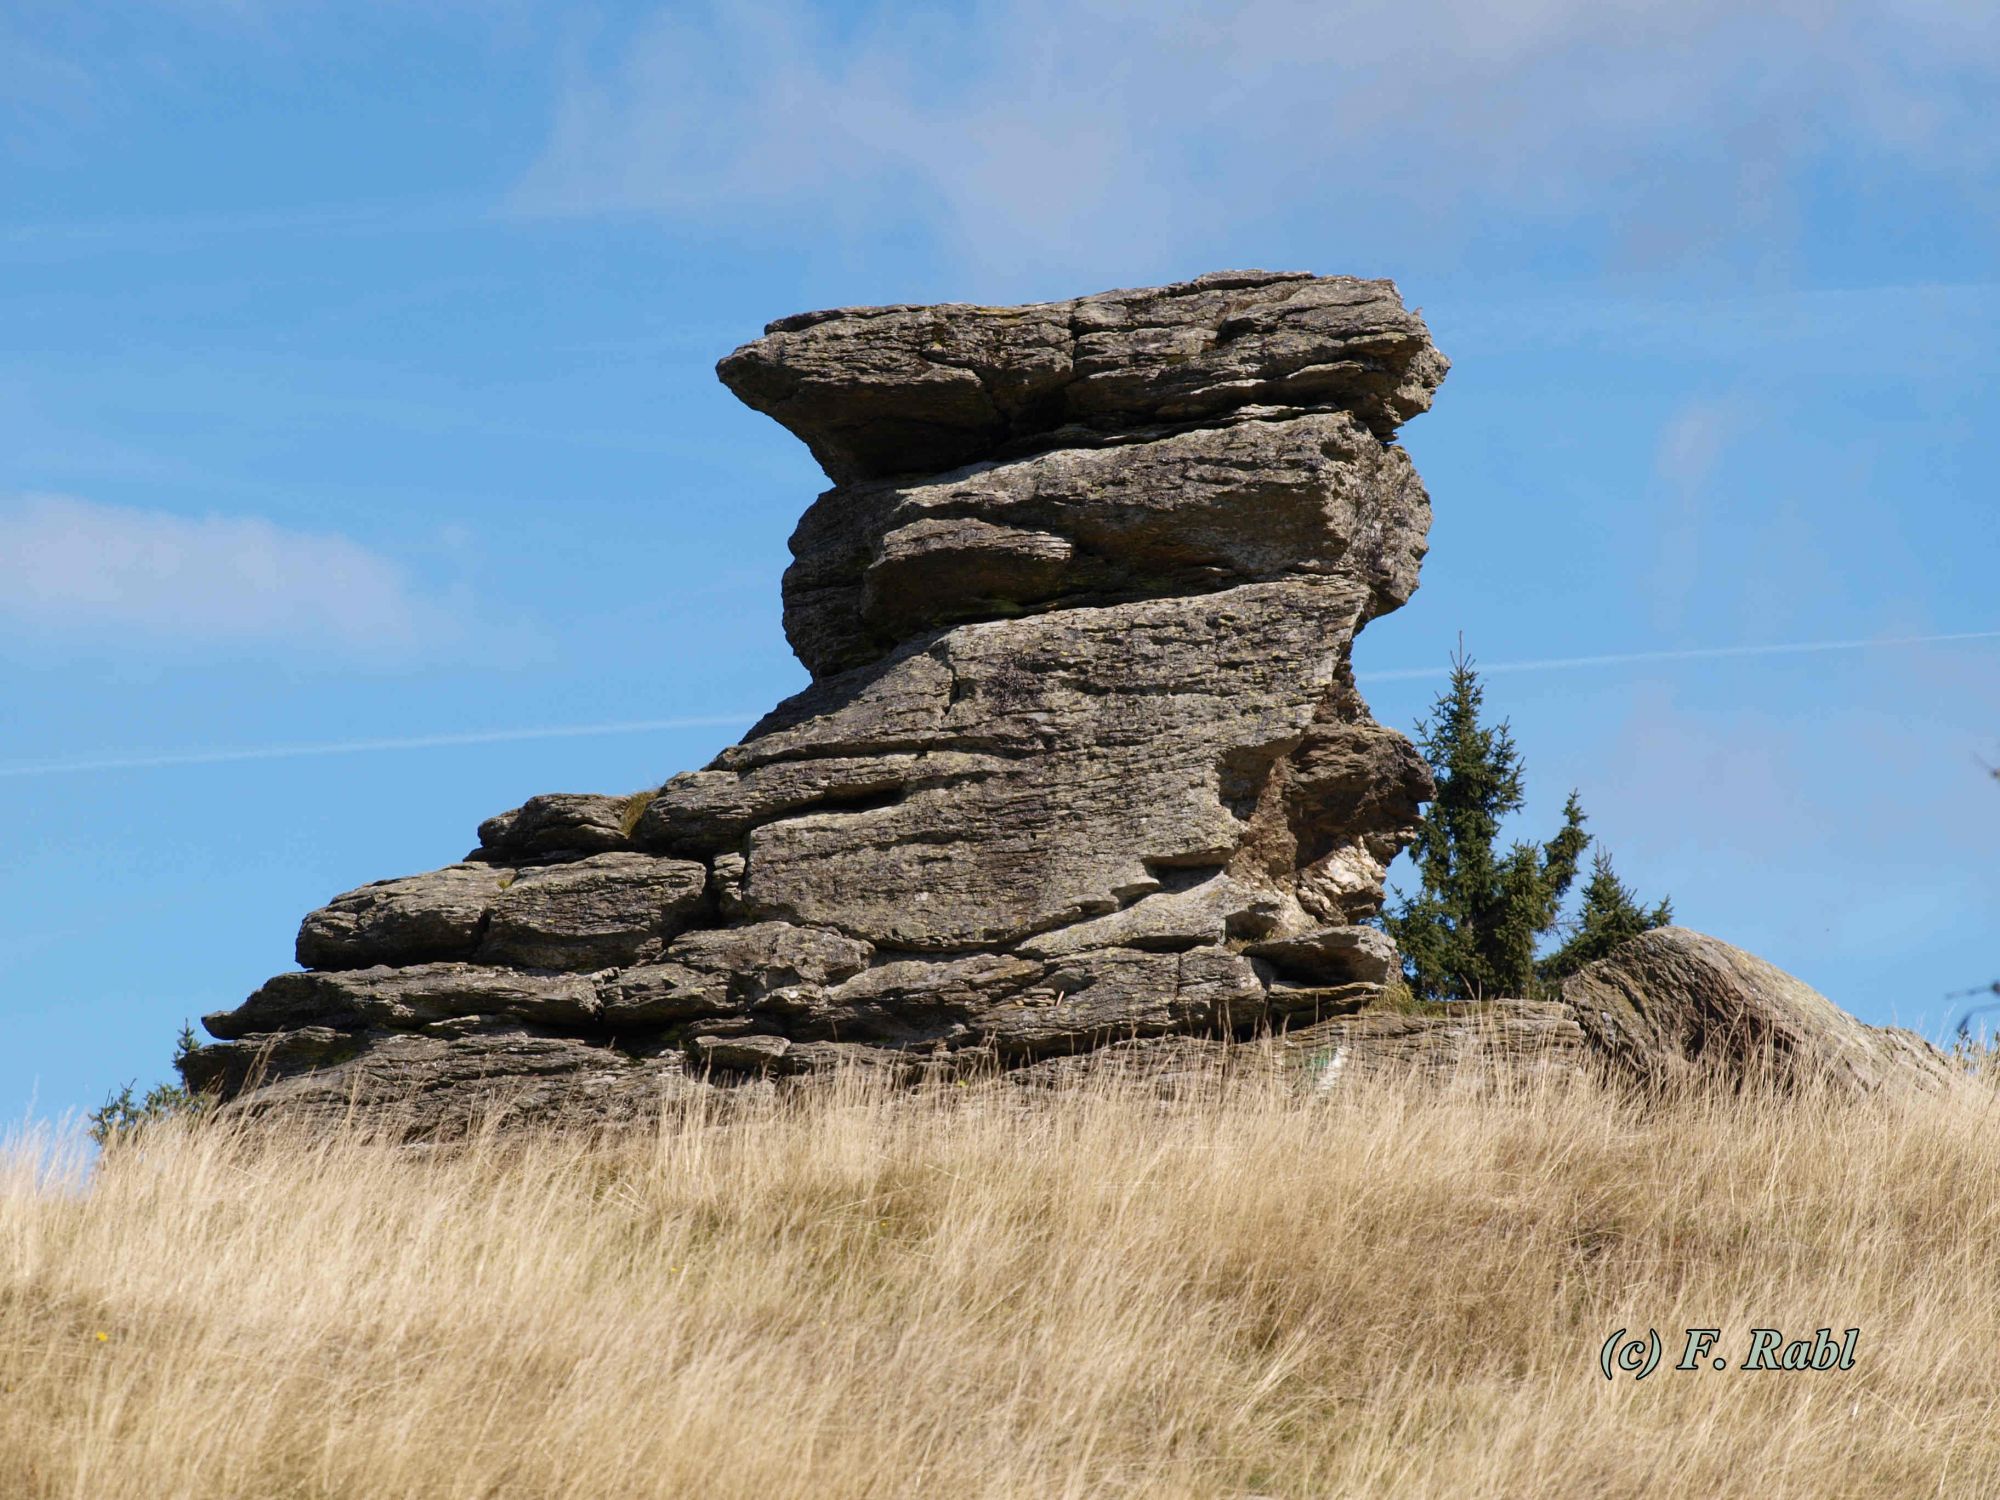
left=635, top=753, right=991, bottom=857
left=477, top=793, right=644, bottom=858
left=977, top=947, right=1268, bottom=1059
left=725, top=580, right=1424, bottom=952
left=1002, top=1002, right=1590, bottom=1092
left=187, top=1023, right=699, bottom=1137
left=789, top=952, right=1047, bottom=1046
left=193, top=270, right=1455, bottom=1131
left=206, top=963, right=604, bottom=1037
left=177, top=1025, right=366, bottom=1101
left=596, top=963, right=737, bottom=1025
left=664, top=922, right=875, bottom=994
left=1286, top=1002, right=1592, bottom=1088
left=195, top=274, right=1943, bottom=1134
left=1559, top=927, right=1952, bottom=1092
left=717, top=270, right=1446, bottom=482
left=295, top=853, right=708, bottom=974
left=779, top=409, right=1429, bottom=677
left=296, top=864, right=509, bottom=971
left=1245, top=924, right=1400, bottom=986
left=477, top=852, right=709, bottom=970
left=1015, top=874, right=1286, bottom=958
left=692, top=1033, right=793, bottom=1073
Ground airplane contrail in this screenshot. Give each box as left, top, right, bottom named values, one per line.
left=2, top=628, right=1993, bottom=781
left=1355, top=628, right=2000, bottom=683
left=0, top=715, right=756, bottom=780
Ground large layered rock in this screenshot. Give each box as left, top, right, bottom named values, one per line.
left=185, top=270, right=1452, bottom=1130
left=182, top=271, right=1949, bottom=1131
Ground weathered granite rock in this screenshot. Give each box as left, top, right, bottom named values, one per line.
left=185, top=270, right=1944, bottom=1133
left=294, top=854, right=710, bottom=973
left=775, top=409, right=1430, bottom=677
left=1560, top=927, right=1953, bottom=1092
left=295, top=864, right=506, bottom=970
left=480, top=854, right=711, bottom=970
left=475, top=793, right=643, bottom=859
left=1289, top=1001, right=1592, bottom=1087
left=715, top=270, right=1447, bottom=482
left=1004, top=1000, right=1593, bottom=1094
left=183, top=1023, right=702, bottom=1135
left=185, top=270, right=1445, bottom=1130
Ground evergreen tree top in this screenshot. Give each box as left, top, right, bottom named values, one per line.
left=1386, top=643, right=1670, bottom=1003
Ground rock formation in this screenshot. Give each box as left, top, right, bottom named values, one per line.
left=184, top=271, right=1447, bottom=1127
left=182, top=271, right=1950, bottom=1131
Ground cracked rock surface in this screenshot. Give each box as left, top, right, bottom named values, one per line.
left=186, top=270, right=1443, bottom=1130
left=187, top=270, right=1945, bottom=1133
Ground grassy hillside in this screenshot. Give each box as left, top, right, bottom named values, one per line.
left=5, top=1058, right=1998, bottom=1498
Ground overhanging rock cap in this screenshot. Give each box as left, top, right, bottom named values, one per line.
left=716, top=269, right=1448, bottom=483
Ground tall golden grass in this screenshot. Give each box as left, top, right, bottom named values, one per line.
left=5, top=1058, right=2000, bottom=1498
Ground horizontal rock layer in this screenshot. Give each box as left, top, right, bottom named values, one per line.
left=718, top=270, right=1448, bottom=482
left=779, top=408, right=1429, bottom=678
left=184, top=928, right=1952, bottom=1133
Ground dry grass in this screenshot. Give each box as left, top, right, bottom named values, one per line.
left=6, top=1059, right=2000, bottom=1498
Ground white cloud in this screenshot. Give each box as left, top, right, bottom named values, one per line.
left=1648, top=397, right=1741, bottom=631
left=0, top=494, right=444, bottom=651
left=512, top=0, right=2000, bottom=281
left=0, top=28, right=96, bottom=158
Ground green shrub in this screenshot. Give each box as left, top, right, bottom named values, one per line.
left=88, top=1022, right=210, bottom=1145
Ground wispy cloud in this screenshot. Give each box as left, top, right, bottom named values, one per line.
left=514, top=0, right=2000, bottom=280
left=0, top=494, right=445, bottom=651
left=1648, top=397, right=1742, bottom=631
left=0, top=27, right=96, bottom=158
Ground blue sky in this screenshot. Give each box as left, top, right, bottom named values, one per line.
left=3, top=1, right=1995, bottom=1122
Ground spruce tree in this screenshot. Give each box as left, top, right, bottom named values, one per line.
left=1538, top=849, right=1674, bottom=983
left=1383, top=644, right=1664, bottom=1001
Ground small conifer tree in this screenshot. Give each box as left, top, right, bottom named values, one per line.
left=1384, top=643, right=1667, bottom=1001
left=88, top=1022, right=209, bottom=1145
left=1538, top=849, right=1674, bottom=983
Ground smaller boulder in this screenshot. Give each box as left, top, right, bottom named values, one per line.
left=1560, top=927, right=1952, bottom=1092
left=296, top=864, right=508, bottom=970
left=476, top=793, right=641, bottom=859
left=478, top=853, right=709, bottom=970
